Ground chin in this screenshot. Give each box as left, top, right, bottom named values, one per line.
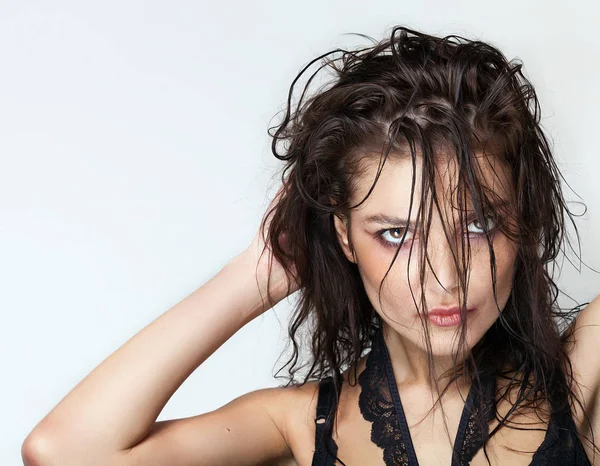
left=420, top=326, right=483, bottom=357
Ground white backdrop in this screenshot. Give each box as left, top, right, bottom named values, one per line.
left=2, top=1, right=599, bottom=464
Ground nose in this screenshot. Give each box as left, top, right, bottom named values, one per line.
left=425, top=234, right=461, bottom=296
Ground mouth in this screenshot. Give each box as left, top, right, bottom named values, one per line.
left=426, top=306, right=476, bottom=327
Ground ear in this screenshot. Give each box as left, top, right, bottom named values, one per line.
left=333, top=212, right=357, bottom=264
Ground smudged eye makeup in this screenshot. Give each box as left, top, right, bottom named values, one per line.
left=374, top=215, right=499, bottom=249
left=375, top=227, right=411, bottom=249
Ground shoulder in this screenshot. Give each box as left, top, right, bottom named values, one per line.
left=245, top=379, right=321, bottom=434
left=562, top=294, right=600, bottom=435
left=276, top=379, right=322, bottom=423
left=256, top=379, right=322, bottom=463
left=268, top=369, right=363, bottom=464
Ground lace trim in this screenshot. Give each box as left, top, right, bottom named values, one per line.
left=357, top=328, right=496, bottom=466
left=358, top=329, right=411, bottom=465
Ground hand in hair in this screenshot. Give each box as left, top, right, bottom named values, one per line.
left=240, top=183, right=301, bottom=316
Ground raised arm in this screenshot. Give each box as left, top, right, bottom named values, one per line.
left=22, top=188, right=302, bottom=466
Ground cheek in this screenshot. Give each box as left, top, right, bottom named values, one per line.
left=352, top=235, right=389, bottom=286
left=355, top=247, right=391, bottom=291
left=353, top=236, right=417, bottom=300
left=471, top=235, right=518, bottom=295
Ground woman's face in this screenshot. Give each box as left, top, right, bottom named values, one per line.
left=333, top=152, right=519, bottom=356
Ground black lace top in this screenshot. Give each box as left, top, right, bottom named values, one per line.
left=311, top=327, right=592, bottom=465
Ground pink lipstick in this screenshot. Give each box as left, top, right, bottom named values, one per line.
left=427, top=306, right=475, bottom=327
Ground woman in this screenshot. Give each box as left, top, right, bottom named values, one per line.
left=23, top=26, right=599, bottom=465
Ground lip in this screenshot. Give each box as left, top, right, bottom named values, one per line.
left=426, top=305, right=476, bottom=328
left=427, top=306, right=476, bottom=316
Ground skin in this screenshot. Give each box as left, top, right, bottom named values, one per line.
left=317, top=150, right=567, bottom=465
left=333, top=151, right=519, bottom=390
left=21, top=149, right=600, bottom=466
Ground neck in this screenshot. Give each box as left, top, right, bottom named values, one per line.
left=381, top=323, right=473, bottom=391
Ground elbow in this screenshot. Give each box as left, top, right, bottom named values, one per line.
left=22, top=429, right=123, bottom=466
left=22, top=431, right=59, bottom=466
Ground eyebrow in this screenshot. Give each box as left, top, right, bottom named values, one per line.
left=363, top=213, right=413, bottom=226
left=363, top=199, right=510, bottom=226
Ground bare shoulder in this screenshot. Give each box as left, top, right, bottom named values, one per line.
left=238, top=381, right=323, bottom=466
left=562, top=294, right=600, bottom=436
left=270, top=368, right=367, bottom=465
left=278, top=368, right=367, bottom=465
left=269, top=379, right=322, bottom=434
left=260, top=379, right=323, bottom=466
left=216, top=380, right=323, bottom=459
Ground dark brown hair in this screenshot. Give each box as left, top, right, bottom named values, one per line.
left=257, top=25, right=596, bottom=464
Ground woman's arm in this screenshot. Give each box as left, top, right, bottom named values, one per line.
left=21, top=249, right=297, bottom=466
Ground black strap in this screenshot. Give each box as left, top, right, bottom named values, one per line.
left=311, top=376, right=339, bottom=465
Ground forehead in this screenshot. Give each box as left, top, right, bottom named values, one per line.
left=350, top=152, right=513, bottom=218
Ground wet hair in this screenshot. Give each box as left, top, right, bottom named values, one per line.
left=257, top=25, right=597, bottom=464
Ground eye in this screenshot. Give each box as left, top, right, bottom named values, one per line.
left=375, top=215, right=498, bottom=249
left=466, top=215, right=497, bottom=236
left=375, top=227, right=412, bottom=248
